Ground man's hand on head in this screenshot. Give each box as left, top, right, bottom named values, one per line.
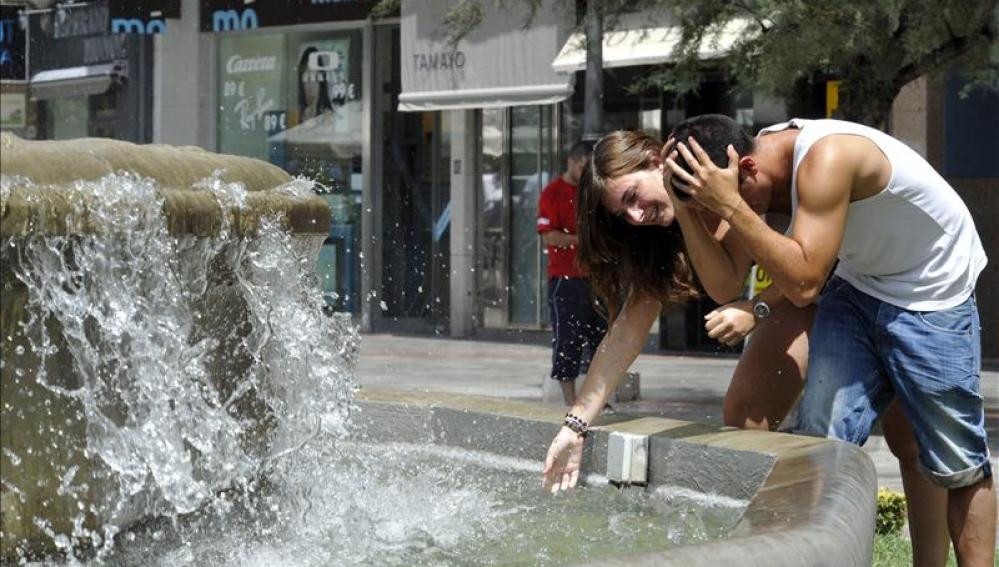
left=665, top=137, right=745, bottom=220
left=660, top=138, right=703, bottom=212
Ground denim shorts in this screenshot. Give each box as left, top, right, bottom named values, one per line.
left=792, top=276, right=991, bottom=489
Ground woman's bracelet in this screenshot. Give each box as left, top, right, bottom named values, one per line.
left=563, top=413, right=589, bottom=438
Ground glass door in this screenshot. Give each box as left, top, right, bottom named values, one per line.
left=508, top=105, right=554, bottom=327
left=378, top=27, right=450, bottom=333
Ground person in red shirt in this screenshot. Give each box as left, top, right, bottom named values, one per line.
left=537, top=141, right=607, bottom=405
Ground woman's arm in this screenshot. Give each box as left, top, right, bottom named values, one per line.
left=571, top=291, right=661, bottom=424
left=541, top=230, right=578, bottom=248
left=704, top=281, right=791, bottom=346
left=542, top=291, right=660, bottom=492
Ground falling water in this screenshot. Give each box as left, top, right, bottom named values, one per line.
left=1, top=172, right=357, bottom=561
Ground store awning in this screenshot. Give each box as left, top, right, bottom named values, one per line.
left=399, top=0, right=574, bottom=111
left=552, top=18, right=754, bottom=73
left=30, top=63, right=126, bottom=100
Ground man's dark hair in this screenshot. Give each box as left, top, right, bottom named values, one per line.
left=668, top=114, right=755, bottom=200
left=566, top=140, right=594, bottom=164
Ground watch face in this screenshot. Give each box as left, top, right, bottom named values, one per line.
left=753, top=301, right=771, bottom=319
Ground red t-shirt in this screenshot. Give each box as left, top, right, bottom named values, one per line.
left=537, top=177, right=584, bottom=278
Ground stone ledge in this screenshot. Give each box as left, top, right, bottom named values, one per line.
left=354, top=388, right=878, bottom=567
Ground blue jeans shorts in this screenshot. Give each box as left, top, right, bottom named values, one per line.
left=792, top=276, right=991, bottom=489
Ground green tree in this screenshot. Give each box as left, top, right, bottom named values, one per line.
left=662, top=0, right=998, bottom=126
left=375, top=0, right=998, bottom=129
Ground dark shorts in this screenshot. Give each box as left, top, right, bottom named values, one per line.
left=548, top=277, right=607, bottom=381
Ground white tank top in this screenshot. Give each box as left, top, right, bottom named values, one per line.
left=758, top=119, right=987, bottom=311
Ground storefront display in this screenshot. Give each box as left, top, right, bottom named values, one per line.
left=217, top=29, right=365, bottom=313
left=25, top=0, right=153, bottom=143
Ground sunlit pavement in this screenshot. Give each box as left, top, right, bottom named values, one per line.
left=355, top=332, right=999, bottom=496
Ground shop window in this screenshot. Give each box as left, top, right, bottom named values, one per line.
left=944, top=73, right=999, bottom=178
left=479, top=108, right=506, bottom=327
left=508, top=105, right=553, bottom=327
left=45, top=89, right=121, bottom=141
left=48, top=96, right=88, bottom=140
left=217, top=29, right=364, bottom=313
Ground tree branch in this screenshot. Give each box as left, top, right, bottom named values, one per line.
left=732, top=0, right=770, bottom=33
left=895, top=24, right=992, bottom=88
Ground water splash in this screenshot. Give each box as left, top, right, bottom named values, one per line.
left=1, top=172, right=357, bottom=561
left=79, top=441, right=733, bottom=567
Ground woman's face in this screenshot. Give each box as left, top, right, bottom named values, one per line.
left=302, top=79, right=320, bottom=103
left=601, top=164, right=675, bottom=226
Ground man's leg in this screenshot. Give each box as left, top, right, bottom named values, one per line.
left=559, top=380, right=577, bottom=406
left=578, top=281, right=608, bottom=377
left=548, top=277, right=584, bottom=406
left=948, top=477, right=996, bottom=567
left=882, top=401, right=950, bottom=567
left=725, top=302, right=813, bottom=431
left=791, top=277, right=893, bottom=443
left=880, top=296, right=994, bottom=566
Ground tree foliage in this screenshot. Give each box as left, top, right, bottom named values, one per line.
left=659, top=0, right=998, bottom=126
left=378, top=0, right=998, bottom=128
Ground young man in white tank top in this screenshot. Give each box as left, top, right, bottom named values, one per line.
left=665, top=114, right=993, bottom=566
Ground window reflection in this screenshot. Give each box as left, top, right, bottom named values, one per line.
left=216, top=29, right=363, bottom=313
left=479, top=108, right=506, bottom=327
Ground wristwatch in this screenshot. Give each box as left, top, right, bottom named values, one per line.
left=752, top=300, right=771, bottom=320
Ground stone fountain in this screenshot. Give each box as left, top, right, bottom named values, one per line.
left=1, top=132, right=355, bottom=561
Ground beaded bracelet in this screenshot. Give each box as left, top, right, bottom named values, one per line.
left=563, top=413, right=589, bottom=438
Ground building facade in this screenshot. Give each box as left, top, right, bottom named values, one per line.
left=4, top=0, right=995, bottom=358
left=1, top=0, right=161, bottom=144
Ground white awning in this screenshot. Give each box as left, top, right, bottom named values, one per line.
left=552, top=18, right=754, bottom=73
left=30, top=63, right=126, bottom=100
left=399, top=0, right=574, bottom=111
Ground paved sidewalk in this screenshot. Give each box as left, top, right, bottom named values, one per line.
left=355, top=332, right=999, bottom=494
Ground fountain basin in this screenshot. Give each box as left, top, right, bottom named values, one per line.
left=352, top=389, right=878, bottom=567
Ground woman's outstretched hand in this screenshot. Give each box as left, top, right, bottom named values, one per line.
left=705, top=299, right=756, bottom=346
left=541, top=426, right=585, bottom=493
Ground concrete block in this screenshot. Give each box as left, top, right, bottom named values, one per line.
left=612, top=372, right=641, bottom=402
left=606, top=431, right=648, bottom=484
left=540, top=371, right=640, bottom=405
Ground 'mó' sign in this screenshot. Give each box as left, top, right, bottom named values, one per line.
left=200, top=0, right=375, bottom=32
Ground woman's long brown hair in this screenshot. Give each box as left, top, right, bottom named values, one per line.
left=576, top=130, right=697, bottom=319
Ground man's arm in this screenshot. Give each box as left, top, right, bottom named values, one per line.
left=664, top=138, right=754, bottom=303
left=542, top=230, right=578, bottom=249
left=537, top=182, right=577, bottom=248
left=670, top=138, right=851, bottom=307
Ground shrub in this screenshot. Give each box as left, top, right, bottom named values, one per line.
left=876, top=488, right=907, bottom=535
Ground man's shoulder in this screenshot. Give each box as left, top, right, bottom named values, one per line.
left=542, top=176, right=567, bottom=189
left=542, top=177, right=574, bottom=196
left=798, top=135, right=877, bottom=181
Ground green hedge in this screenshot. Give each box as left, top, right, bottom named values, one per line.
left=876, top=488, right=907, bottom=535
